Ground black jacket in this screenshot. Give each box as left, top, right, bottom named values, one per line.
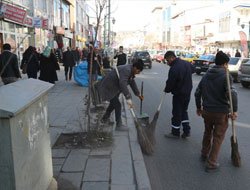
left=63, top=50, right=75, bottom=67
left=164, top=58, right=195, bottom=96
left=195, top=65, right=238, bottom=113
left=0, top=51, right=21, bottom=78
left=114, top=52, right=126, bottom=66
left=21, top=53, right=39, bottom=78
left=87, top=52, right=101, bottom=75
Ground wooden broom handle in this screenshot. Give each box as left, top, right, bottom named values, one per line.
left=157, top=93, right=166, bottom=112
left=225, top=67, right=236, bottom=142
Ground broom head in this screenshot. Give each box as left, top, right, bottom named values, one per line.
left=231, top=136, right=241, bottom=167
left=135, top=121, right=153, bottom=155
left=145, top=110, right=160, bottom=145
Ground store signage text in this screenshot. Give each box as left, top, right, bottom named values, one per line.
left=0, top=2, right=26, bottom=24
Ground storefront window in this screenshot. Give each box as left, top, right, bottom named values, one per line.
left=63, top=38, right=70, bottom=48
left=36, top=0, right=47, bottom=13
left=4, top=34, right=16, bottom=49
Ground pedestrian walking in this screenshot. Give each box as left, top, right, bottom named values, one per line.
left=195, top=51, right=238, bottom=172
left=87, top=47, right=102, bottom=83
left=164, top=51, right=195, bottom=138
left=95, top=59, right=144, bottom=129
left=63, top=47, right=75, bottom=81
left=39, top=46, right=60, bottom=84
left=21, top=46, right=39, bottom=79
left=235, top=49, right=241, bottom=57
left=0, top=43, right=21, bottom=85
left=82, top=46, right=88, bottom=61
left=72, top=47, right=81, bottom=65
left=114, top=46, right=127, bottom=66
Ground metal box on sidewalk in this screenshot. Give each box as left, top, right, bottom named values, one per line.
left=0, top=79, right=55, bottom=190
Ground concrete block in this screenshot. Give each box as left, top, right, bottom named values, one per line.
left=134, top=161, right=151, bottom=190
left=111, top=136, right=134, bottom=185
left=83, top=158, right=110, bottom=182
left=52, top=158, right=65, bottom=165
left=82, top=182, right=109, bottom=190
left=52, top=149, right=70, bottom=158
left=90, top=148, right=112, bottom=156
left=111, top=184, right=136, bottom=190
left=130, top=141, right=144, bottom=161
left=57, top=173, right=82, bottom=190
left=62, top=149, right=89, bottom=172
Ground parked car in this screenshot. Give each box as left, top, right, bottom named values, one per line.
left=182, top=54, right=198, bottom=62
left=129, top=51, right=152, bottom=69
left=155, top=53, right=165, bottom=63
left=167, top=49, right=187, bottom=58
left=228, top=57, right=250, bottom=83
left=192, top=54, right=215, bottom=74
left=238, top=60, right=250, bottom=88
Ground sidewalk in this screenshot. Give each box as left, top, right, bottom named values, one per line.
left=49, top=67, right=151, bottom=190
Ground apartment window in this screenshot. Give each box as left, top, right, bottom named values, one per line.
left=62, top=1, right=70, bottom=29
left=54, top=0, right=60, bottom=26
left=36, top=0, right=47, bottom=12
left=219, top=11, right=230, bottom=33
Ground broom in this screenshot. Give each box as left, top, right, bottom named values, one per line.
left=225, top=68, right=241, bottom=167
left=129, top=107, right=153, bottom=155
left=146, top=92, right=166, bottom=144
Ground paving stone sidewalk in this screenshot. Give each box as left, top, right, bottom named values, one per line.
left=48, top=66, right=152, bottom=190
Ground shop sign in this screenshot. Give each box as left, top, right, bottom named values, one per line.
left=77, top=35, right=82, bottom=41
left=24, top=16, right=33, bottom=27
left=56, top=26, right=65, bottom=34
left=0, top=2, right=26, bottom=24
left=64, top=30, right=73, bottom=39
left=33, top=17, right=41, bottom=27
left=42, top=18, right=48, bottom=29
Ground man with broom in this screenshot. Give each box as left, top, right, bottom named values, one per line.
left=95, top=59, right=144, bottom=129
left=195, top=51, right=238, bottom=172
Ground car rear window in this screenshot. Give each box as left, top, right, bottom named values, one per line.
left=137, top=52, right=149, bottom=56
left=185, top=54, right=194, bottom=58
left=229, top=58, right=239, bottom=65
left=198, top=55, right=215, bottom=61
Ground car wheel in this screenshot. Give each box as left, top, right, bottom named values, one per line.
left=241, top=81, right=250, bottom=88
left=196, top=71, right=201, bottom=75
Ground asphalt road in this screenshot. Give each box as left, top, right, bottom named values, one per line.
left=131, top=61, right=250, bottom=190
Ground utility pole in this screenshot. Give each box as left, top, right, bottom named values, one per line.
left=104, top=15, right=106, bottom=49
left=108, top=0, right=111, bottom=49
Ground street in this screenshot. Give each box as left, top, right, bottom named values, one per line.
left=132, top=61, right=250, bottom=190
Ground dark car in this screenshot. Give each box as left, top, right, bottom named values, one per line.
left=129, top=51, right=152, bottom=69
left=238, top=60, right=250, bottom=88
left=192, top=54, right=215, bottom=74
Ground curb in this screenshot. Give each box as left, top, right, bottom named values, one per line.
left=123, top=97, right=152, bottom=190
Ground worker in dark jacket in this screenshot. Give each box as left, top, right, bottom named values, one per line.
left=96, top=59, right=144, bottom=129
left=164, top=51, right=195, bottom=138
left=114, top=46, right=127, bottom=66
left=195, top=51, right=238, bottom=172
left=0, top=43, right=21, bottom=85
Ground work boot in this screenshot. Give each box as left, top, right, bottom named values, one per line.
left=101, top=113, right=110, bottom=123
left=181, top=133, right=190, bottom=139
left=164, top=133, right=180, bottom=139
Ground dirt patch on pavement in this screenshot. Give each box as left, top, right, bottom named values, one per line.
left=53, top=131, right=113, bottom=149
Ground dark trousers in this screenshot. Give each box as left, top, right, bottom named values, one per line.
left=171, top=95, right=191, bottom=136
left=65, top=66, right=73, bottom=80
left=201, top=110, right=228, bottom=168
left=105, top=94, right=121, bottom=123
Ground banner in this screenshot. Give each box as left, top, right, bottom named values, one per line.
left=239, top=31, right=248, bottom=57
left=0, top=2, right=26, bottom=24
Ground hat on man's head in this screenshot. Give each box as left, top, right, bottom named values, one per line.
left=215, top=51, right=229, bottom=65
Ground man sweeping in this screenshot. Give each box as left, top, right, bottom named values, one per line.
left=164, top=51, right=195, bottom=138
left=195, top=51, right=238, bottom=172
left=96, top=59, right=144, bottom=129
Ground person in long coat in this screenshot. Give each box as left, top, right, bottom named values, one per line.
left=87, top=47, right=102, bottom=83
left=39, top=46, right=60, bottom=84
left=63, top=47, right=75, bottom=80
left=21, top=46, right=39, bottom=79
left=95, top=59, right=144, bottom=129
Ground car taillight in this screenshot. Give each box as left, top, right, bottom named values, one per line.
left=203, top=61, right=210, bottom=65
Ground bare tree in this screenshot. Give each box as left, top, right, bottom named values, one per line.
left=87, top=0, right=107, bottom=131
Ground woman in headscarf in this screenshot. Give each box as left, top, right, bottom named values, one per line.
left=39, top=46, right=60, bottom=84
left=21, top=46, right=39, bottom=79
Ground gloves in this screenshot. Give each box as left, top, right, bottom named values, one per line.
left=126, top=99, right=133, bottom=108
left=139, top=95, right=144, bottom=101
